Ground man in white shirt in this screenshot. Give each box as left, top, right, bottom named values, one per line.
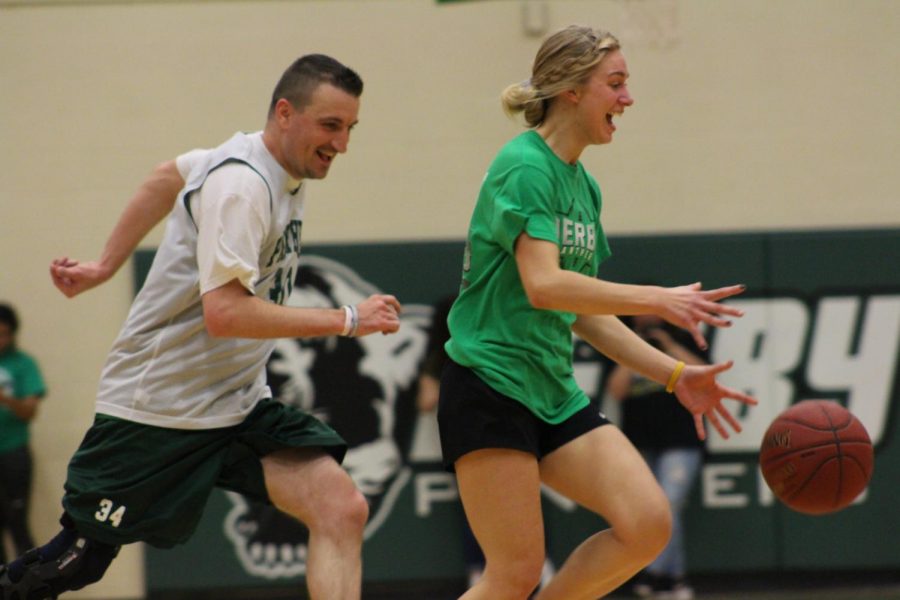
left=1, top=54, right=399, bottom=600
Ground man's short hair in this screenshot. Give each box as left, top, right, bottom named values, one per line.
left=268, top=54, right=363, bottom=117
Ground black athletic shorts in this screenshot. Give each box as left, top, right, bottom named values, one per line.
left=438, top=359, right=610, bottom=471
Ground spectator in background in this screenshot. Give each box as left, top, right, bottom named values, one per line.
left=606, top=314, right=708, bottom=600
left=0, top=303, right=45, bottom=565
left=416, top=295, right=455, bottom=414
left=416, top=295, right=487, bottom=588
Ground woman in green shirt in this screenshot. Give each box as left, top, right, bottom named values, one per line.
left=438, top=26, right=757, bottom=600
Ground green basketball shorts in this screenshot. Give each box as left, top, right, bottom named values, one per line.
left=62, top=398, right=346, bottom=548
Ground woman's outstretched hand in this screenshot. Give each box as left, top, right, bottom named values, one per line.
left=674, top=360, right=757, bottom=440
left=657, top=282, right=747, bottom=350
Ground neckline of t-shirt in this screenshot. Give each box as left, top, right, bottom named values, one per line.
left=525, top=130, right=580, bottom=174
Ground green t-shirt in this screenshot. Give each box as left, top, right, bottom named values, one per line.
left=0, top=348, right=46, bottom=453
left=445, top=130, right=611, bottom=423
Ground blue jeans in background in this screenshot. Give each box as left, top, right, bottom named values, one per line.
left=641, top=447, right=703, bottom=579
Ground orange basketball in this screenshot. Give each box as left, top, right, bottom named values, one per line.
left=759, top=400, right=873, bottom=515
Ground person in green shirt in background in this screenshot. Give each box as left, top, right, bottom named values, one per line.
left=0, top=303, right=45, bottom=565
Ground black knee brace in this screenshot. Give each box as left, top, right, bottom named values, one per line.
left=0, top=515, right=120, bottom=600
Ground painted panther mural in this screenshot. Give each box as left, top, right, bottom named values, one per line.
left=224, top=255, right=431, bottom=578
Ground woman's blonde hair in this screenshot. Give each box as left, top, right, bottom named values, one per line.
left=501, top=25, right=620, bottom=127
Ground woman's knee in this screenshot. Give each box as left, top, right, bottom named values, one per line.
left=483, top=549, right=545, bottom=599
left=614, top=485, right=673, bottom=561
left=638, top=492, right=673, bottom=560
left=642, top=496, right=673, bottom=559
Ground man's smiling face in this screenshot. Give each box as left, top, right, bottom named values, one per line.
left=276, top=82, right=360, bottom=180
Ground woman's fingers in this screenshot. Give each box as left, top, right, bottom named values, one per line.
left=716, top=403, right=743, bottom=433
left=693, top=414, right=707, bottom=441
left=705, top=408, right=729, bottom=440
left=723, top=385, right=758, bottom=406
left=702, top=284, right=747, bottom=303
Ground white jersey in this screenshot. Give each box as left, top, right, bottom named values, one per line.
left=96, top=131, right=305, bottom=429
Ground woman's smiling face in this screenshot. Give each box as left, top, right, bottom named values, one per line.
left=575, top=49, right=634, bottom=145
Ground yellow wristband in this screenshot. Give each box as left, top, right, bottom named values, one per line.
left=666, top=361, right=686, bottom=393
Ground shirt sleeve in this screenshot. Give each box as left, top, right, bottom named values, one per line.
left=489, top=165, right=558, bottom=254
left=175, top=148, right=209, bottom=180
left=193, top=163, right=271, bottom=295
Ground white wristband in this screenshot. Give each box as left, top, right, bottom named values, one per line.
left=348, top=304, right=359, bottom=337
left=341, top=305, right=353, bottom=336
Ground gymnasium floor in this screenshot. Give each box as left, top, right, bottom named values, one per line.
left=674, top=588, right=900, bottom=600
left=148, top=572, right=900, bottom=599
left=606, top=572, right=900, bottom=600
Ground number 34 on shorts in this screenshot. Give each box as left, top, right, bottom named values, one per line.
left=94, top=498, right=126, bottom=528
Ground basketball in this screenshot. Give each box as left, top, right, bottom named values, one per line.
left=759, top=400, right=874, bottom=515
